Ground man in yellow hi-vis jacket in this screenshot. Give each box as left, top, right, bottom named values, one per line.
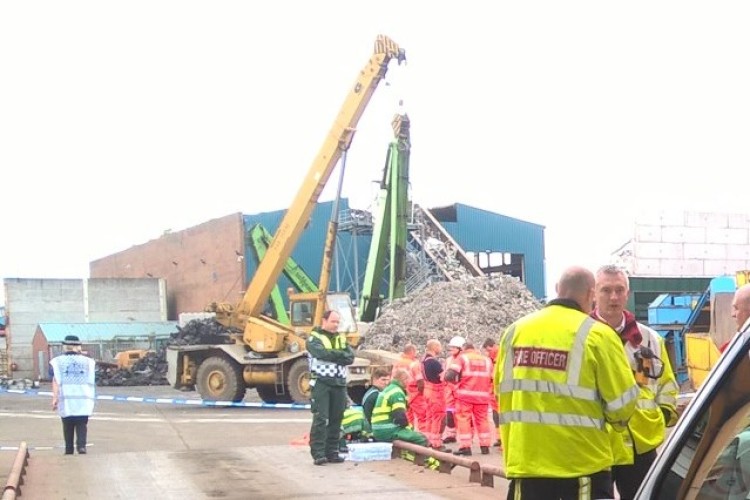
left=593, top=265, right=679, bottom=500
left=495, top=266, right=639, bottom=500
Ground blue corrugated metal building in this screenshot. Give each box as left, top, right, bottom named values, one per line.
left=429, top=203, right=546, bottom=299
left=243, top=199, right=546, bottom=301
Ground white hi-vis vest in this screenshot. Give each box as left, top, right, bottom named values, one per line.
left=495, top=304, right=639, bottom=478
left=608, top=323, right=679, bottom=464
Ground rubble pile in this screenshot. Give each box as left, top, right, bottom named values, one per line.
left=0, top=377, right=39, bottom=390
left=166, top=318, right=232, bottom=346
left=96, top=350, right=169, bottom=386
left=361, top=274, right=543, bottom=351
left=95, top=318, right=231, bottom=386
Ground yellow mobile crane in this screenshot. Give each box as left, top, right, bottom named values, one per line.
left=166, top=35, right=406, bottom=405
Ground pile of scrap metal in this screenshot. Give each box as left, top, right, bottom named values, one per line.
left=362, top=274, right=542, bottom=351
left=96, top=319, right=231, bottom=386
left=96, top=350, right=168, bottom=386
left=0, top=376, right=39, bottom=390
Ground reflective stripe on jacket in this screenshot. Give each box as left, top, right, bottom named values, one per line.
left=342, top=407, right=369, bottom=434
left=608, top=324, right=679, bottom=463
left=308, top=330, right=348, bottom=380
left=448, top=348, right=493, bottom=404
left=495, top=304, right=639, bottom=478
left=371, top=381, right=408, bottom=432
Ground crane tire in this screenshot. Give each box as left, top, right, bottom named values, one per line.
left=196, top=356, right=245, bottom=402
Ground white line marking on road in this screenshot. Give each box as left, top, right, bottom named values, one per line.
left=0, top=410, right=311, bottom=424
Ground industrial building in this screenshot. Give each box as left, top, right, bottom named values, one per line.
left=32, top=321, right=177, bottom=381
left=612, top=209, right=750, bottom=321
left=89, top=201, right=547, bottom=321
left=608, top=210, right=750, bottom=387
left=2, top=278, right=168, bottom=379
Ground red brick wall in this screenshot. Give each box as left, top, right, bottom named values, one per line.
left=31, top=327, right=49, bottom=380
left=90, top=213, right=247, bottom=319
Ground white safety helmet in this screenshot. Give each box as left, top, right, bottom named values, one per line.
left=448, top=336, right=466, bottom=349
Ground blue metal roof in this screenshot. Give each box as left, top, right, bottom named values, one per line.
left=37, top=322, right=178, bottom=343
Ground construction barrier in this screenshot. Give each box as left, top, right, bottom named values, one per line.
left=392, top=439, right=506, bottom=488
left=392, top=440, right=482, bottom=483
left=0, top=388, right=311, bottom=410
left=479, top=464, right=506, bottom=488
left=1, top=441, right=29, bottom=500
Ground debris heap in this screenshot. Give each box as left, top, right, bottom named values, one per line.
left=361, top=274, right=543, bottom=351
left=0, top=377, right=39, bottom=390
left=95, top=318, right=231, bottom=386
left=96, top=350, right=169, bottom=386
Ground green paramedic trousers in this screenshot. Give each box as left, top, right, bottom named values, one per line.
left=373, top=426, right=428, bottom=447
left=309, top=380, right=348, bottom=460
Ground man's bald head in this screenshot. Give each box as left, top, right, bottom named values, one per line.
left=426, top=339, right=442, bottom=355
left=392, top=368, right=410, bottom=387
left=732, top=284, right=750, bottom=331
left=555, top=266, right=596, bottom=314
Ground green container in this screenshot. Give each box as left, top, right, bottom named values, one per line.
left=628, top=277, right=711, bottom=323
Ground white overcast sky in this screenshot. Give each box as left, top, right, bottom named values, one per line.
left=2, top=1, right=749, bottom=303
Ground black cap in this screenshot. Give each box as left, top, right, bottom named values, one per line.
left=62, top=335, right=81, bottom=346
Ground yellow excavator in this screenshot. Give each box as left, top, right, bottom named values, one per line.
left=166, top=35, right=405, bottom=405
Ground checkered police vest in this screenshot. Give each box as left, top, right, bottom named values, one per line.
left=308, top=330, right=348, bottom=379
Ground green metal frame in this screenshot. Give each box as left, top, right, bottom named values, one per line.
left=248, top=223, right=318, bottom=324
left=357, top=114, right=411, bottom=322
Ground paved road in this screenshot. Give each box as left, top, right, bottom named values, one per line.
left=0, top=384, right=508, bottom=499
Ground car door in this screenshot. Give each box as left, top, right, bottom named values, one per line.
left=637, top=330, right=750, bottom=499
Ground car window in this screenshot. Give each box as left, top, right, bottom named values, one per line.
left=644, top=334, right=750, bottom=499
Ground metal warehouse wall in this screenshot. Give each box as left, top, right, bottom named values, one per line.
left=90, top=213, right=247, bottom=317
left=3, top=277, right=167, bottom=379
left=242, top=198, right=372, bottom=304
left=434, top=204, right=546, bottom=299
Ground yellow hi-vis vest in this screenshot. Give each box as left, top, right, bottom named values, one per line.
left=371, top=382, right=407, bottom=432
left=494, top=305, right=639, bottom=478
left=341, top=407, right=369, bottom=434
left=608, top=324, right=679, bottom=464
left=308, top=330, right=348, bottom=380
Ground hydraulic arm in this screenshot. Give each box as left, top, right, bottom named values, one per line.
left=358, top=113, right=411, bottom=322
left=248, top=223, right=318, bottom=324
left=169, top=35, right=406, bottom=405
left=211, top=35, right=406, bottom=350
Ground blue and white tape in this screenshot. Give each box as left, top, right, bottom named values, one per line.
left=0, top=388, right=311, bottom=410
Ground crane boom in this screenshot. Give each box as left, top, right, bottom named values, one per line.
left=168, top=36, right=406, bottom=405
left=236, top=36, right=405, bottom=320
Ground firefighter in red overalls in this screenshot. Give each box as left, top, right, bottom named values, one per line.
left=481, top=338, right=502, bottom=448
left=445, top=341, right=494, bottom=456
left=391, top=343, right=427, bottom=431
left=442, top=336, right=465, bottom=444
left=421, top=338, right=449, bottom=450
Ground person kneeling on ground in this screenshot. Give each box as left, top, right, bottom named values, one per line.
left=339, top=405, right=374, bottom=452
left=371, top=368, right=428, bottom=447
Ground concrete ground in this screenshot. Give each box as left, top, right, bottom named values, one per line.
left=0, top=384, right=508, bottom=499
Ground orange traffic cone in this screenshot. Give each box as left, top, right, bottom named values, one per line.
left=290, top=432, right=310, bottom=446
